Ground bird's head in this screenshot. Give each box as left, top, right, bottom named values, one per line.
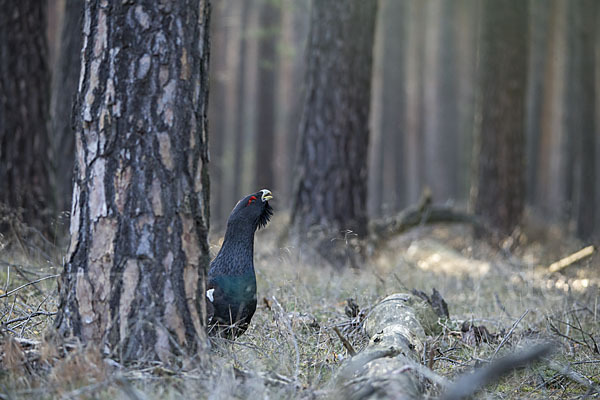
left=228, top=189, right=274, bottom=230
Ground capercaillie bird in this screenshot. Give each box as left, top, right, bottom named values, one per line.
left=206, top=189, right=273, bottom=338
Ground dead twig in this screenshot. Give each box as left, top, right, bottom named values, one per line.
left=3, top=311, right=56, bottom=326
left=0, top=274, right=59, bottom=299
left=492, top=309, right=529, bottom=360
left=332, top=326, right=356, bottom=356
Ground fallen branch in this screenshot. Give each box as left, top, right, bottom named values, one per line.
left=548, top=245, right=595, bottom=273
left=369, top=203, right=484, bottom=245
left=546, top=360, right=600, bottom=395
left=0, top=274, right=59, bottom=299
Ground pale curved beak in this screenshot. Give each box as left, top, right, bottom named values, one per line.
left=260, top=189, right=273, bottom=202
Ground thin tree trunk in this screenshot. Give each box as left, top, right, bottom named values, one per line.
left=254, top=0, right=280, bottom=190
left=275, top=0, right=309, bottom=207
left=455, top=0, right=478, bottom=202
left=367, top=0, right=385, bottom=218
left=536, top=0, right=568, bottom=220
left=423, top=1, right=459, bottom=203
left=525, top=0, right=551, bottom=206
left=208, top=0, right=230, bottom=229
left=49, top=0, right=84, bottom=220
left=0, top=0, right=51, bottom=231
left=571, top=0, right=597, bottom=239
left=231, top=0, right=255, bottom=204
left=55, top=0, right=212, bottom=362
left=404, top=1, right=426, bottom=204
left=291, top=0, right=378, bottom=241
left=472, top=0, right=528, bottom=234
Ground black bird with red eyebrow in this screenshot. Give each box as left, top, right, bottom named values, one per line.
left=206, top=189, right=273, bottom=338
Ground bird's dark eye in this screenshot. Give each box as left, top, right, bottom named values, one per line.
left=246, top=196, right=257, bottom=206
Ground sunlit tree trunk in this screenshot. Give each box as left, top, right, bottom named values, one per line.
left=55, top=0, right=212, bottom=362
left=291, top=0, right=377, bottom=241
left=472, top=0, right=528, bottom=234
left=535, top=0, right=568, bottom=220
left=0, top=0, right=51, bottom=230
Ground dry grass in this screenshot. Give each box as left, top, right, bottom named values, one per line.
left=0, top=212, right=598, bottom=399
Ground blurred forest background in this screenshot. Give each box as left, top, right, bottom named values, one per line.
left=207, top=0, right=600, bottom=239
left=0, top=0, right=599, bottom=241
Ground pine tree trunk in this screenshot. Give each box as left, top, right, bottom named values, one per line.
left=254, top=0, right=280, bottom=190
left=55, top=0, right=212, bottom=362
left=472, top=0, right=527, bottom=234
left=423, top=1, right=459, bottom=203
left=535, top=0, right=568, bottom=220
left=208, top=0, right=229, bottom=229
left=571, top=0, right=597, bottom=239
left=404, top=0, right=427, bottom=204
left=291, top=0, right=377, bottom=241
left=49, top=0, right=84, bottom=219
left=0, top=0, right=51, bottom=230
left=525, top=0, right=551, bottom=206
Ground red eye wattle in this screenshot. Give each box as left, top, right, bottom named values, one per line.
left=247, top=196, right=257, bottom=206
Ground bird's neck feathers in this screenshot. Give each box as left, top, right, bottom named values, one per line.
left=214, top=219, right=256, bottom=271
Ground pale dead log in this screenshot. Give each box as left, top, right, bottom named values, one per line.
left=547, top=245, right=595, bottom=273
left=335, top=293, right=445, bottom=399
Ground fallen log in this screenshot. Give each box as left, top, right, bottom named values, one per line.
left=335, top=293, right=444, bottom=399
left=335, top=294, right=554, bottom=400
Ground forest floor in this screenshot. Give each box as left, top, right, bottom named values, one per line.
left=0, top=211, right=598, bottom=399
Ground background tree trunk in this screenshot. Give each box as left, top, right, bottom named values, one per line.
left=535, top=0, right=568, bottom=220
left=208, top=0, right=229, bottom=229
left=0, top=0, right=51, bottom=231
left=49, top=0, right=84, bottom=220
left=291, top=0, right=377, bottom=240
left=254, top=0, right=280, bottom=191
left=570, top=0, right=597, bottom=239
left=368, top=0, right=408, bottom=218
left=423, top=1, right=459, bottom=203
left=471, top=0, right=528, bottom=234
left=55, top=0, right=212, bottom=362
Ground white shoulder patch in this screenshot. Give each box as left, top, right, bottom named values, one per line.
left=206, top=288, right=214, bottom=303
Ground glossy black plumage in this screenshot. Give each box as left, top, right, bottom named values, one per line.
left=207, top=189, right=273, bottom=338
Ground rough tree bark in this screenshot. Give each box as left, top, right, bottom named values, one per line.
left=471, top=0, right=528, bottom=234
left=50, top=0, right=84, bottom=217
left=0, top=1, right=51, bottom=230
left=291, top=0, right=377, bottom=241
left=55, top=0, right=212, bottom=362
